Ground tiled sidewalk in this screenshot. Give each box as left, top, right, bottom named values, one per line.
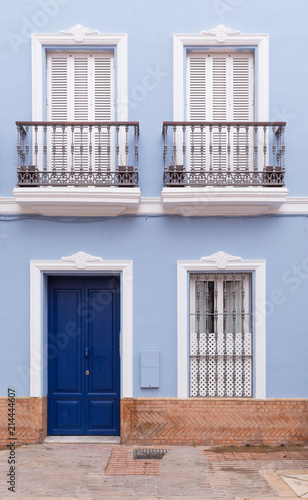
left=0, top=443, right=307, bottom=499
left=105, top=446, right=161, bottom=475
left=203, top=450, right=308, bottom=461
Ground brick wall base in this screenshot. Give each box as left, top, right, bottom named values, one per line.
left=1, top=397, right=307, bottom=446
left=121, top=398, right=308, bottom=446
left=0, top=397, right=47, bottom=445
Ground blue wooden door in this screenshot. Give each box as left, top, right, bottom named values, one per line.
left=48, top=276, right=120, bottom=435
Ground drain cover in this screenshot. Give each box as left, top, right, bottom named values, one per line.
left=133, top=448, right=167, bottom=460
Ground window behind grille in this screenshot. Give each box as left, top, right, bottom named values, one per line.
left=189, top=273, right=253, bottom=398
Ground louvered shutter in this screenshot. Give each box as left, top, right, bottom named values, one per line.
left=93, top=55, right=114, bottom=170
left=47, top=54, right=69, bottom=170
left=73, top=55, right=90, bottom=170
left=47, top=51, right=114, bottom=172
left=231, top=55, right=254, bottom=170
left=187, top=52, right=253, bottom=171
left=187, top=55, right=208, bottom=168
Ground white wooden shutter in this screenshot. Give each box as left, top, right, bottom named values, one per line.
left=212, top=55, right=228, bottom=168
left=47, top=51, right=114, bottom=172
left=231, top=55, right=254, bottom=170
left=73, top=55, right=90, bottom=170
left=186, top=55, right=208, bottom=168
left=93, top=55, right=114, bottom=169
left=187, top=52, right=254, bottom=171
left=47, top=54, right=69, bottom=170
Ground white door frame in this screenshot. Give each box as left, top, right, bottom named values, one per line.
left=30, top=252, right=133, bottom=398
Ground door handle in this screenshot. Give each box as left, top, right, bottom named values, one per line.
left=85, top=347, right=89, bottom=358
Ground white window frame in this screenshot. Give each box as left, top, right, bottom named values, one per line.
left=29, top=252, right=133, bottom=398
left=32, top=28, right=127, bottom=121
left=177, top=252, right=266, bottom=399
left=173, top=28, right=269, bottom=122
left=14, top=29, right=141, bottom=216
left=189, top=273, right=252, bottom=398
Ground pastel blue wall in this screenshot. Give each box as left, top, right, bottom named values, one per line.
left=0, top=0, right=307, bottom=195
left=0, top=2, right=307, bottom=400
left=0, top=214, right=307, bottom=398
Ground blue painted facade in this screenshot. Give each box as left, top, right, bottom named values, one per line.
left=0, top=0, right=307, bottom=416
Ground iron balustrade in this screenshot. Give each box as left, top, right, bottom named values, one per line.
left=163, top=122, right=286, bottom=187
left=16, top=121, right=139, bottom=187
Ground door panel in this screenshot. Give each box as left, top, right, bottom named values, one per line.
left=48, top=276, right=120, bottom=435
left=54, top=400, right=82, bottom=431
left=85, top=281, right=120, bottom=434
left=54, top=290, right=83, bottom=392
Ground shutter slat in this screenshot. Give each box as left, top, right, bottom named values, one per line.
left=47, top=51, right=114, bottom=172
left=49, top=56, right=68, bottom=121
left=187, top=52, right=253, bottom=171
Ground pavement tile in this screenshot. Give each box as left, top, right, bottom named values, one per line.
left=0, top=443, right=307, bottom=498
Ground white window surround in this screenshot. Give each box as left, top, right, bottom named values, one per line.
left=31, top=26, right=127, bottom=121
left=30, top=252, right=133, bottom=398
left=173, top=25, right=269, bottom=122
left=161, top=26, right=288, bottom=215
left=13, top=27, right=142, bottom=215
left=177, top=251, right=266, bottom=399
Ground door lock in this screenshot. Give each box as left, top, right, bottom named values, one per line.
left=85, top=370, right=89, bottom=375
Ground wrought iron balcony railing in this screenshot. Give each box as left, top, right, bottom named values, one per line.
left=163, top=122, right=286, bottom=187
left=16, top=121, right=139, bottom=187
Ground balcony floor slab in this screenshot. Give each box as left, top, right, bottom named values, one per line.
left=13, top=186, right=141, bottom=216
left=161, top=186, right=289, bottom=216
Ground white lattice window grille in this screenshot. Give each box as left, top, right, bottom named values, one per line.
left=190, top=272, right=252, bottom=398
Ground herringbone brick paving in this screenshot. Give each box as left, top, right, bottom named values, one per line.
left=105, top=446, right=161, bottom=475
left=0, top=443, right=307, bottom=498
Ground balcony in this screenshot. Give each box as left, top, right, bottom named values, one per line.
left=14, top=121, right=141, bottom=216
left=161, top=122, right=288, bottom=216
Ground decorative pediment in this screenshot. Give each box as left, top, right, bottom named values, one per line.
left=200, top=24, right=241, bottom=43
left=200, top=251, right=242, bottom=269
left=61, top=251, right=103, bottom=269
left=59, top=24, right=100, bottom=42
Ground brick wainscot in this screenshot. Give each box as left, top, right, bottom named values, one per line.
left=121, top=398, right=308, bottom=446
left=0, top=397, right=47, bottom=445
left=0, top=397, right=307, bottom=445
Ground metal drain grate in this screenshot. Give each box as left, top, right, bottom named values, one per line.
left=133, top=448, right=167, bottom=460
